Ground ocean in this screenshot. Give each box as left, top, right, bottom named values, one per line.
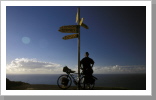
left=6, top=74, right=146, bottom=90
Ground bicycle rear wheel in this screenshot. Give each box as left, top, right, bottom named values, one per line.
left=80, top=76, right=95, bottom=90
left=57, top=75, right=72, bottom=90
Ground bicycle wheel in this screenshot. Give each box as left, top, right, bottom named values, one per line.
left=80, top=76, right=95, bottom=90
left=57, top=75, right=72, bottom=90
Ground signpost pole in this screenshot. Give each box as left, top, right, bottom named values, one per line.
left=59, top=7, right=84, bottom=90
left=77, top=7, right=80, bottom=90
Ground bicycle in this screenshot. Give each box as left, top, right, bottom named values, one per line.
left=57, top=66, right=97, bottom=90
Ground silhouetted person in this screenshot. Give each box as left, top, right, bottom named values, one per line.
left=80, top=52, right=94, bottom=82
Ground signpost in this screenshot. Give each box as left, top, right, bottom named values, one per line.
left=77, top=8, right=81, bottom=90
left=80, top=18, right=89, bottom=29
left=59, top=25, right=79, bottom=33
left=62, top=34, right=78, bottom=40
left=58, top=7, right=88, bottom=90
left=60, top=25, right=79, bottom=29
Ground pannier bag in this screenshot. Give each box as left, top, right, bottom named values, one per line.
left=90, top=77, right=95, bottom=84
left=63, top=66, right=69, bottom=72
left=61, top=77, right=69, bottom=86
left=63, top=66, right=75, bottom=73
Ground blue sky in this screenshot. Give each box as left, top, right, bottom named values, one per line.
left=6, top=6, right=146, bottom=74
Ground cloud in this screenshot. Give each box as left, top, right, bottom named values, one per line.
left=6, top=58, right=63, bottom=74
left=93, top=65, right=146, bottom=74
left=6, top=58, right=146, bottom=74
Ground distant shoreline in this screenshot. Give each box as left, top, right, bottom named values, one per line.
left=6, top=73, right=146, bottom=75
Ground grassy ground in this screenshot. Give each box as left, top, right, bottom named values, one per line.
left=6, top=78, right=129, bottom=90
left=8, top=84, right=129, bottom=90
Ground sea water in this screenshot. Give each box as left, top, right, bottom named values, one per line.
left=6, top=74, right=146, bottom=90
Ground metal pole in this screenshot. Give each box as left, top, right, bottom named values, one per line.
left=77, top=7, right=80, bottom=90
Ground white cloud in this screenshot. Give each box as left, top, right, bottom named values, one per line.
left=6, top=58, right=146, bottom=74
left=6, top=58, right=63, bottom=74
left=93, top=65, right=146, bottom=74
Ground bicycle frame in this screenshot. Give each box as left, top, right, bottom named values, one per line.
left=64, top=72, right=80, bottom=85
left=57, top=66, right=97, bottom=90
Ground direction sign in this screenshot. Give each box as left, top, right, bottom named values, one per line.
left=62, top=34, right=79, bottom=40
left=79, top=18, right=89, bottom=29
left=59, top=25, right=79, bottom=33
left=60, top=25, right=79, bottom=29
left=80, top=18, right=84, bottom=25
left=59, top=29, right=79, bottom=33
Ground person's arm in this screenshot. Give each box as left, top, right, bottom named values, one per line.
left=91, top=63, right=94, bottom=68
left=91, top=59, right=94, bottom=68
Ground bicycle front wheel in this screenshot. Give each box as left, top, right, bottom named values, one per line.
left=57, top=75, right=72, bottom=90
left=80, top=76, right=95, bottom=90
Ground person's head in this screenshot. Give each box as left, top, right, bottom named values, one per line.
left=85, top=52, right=89, bottom=57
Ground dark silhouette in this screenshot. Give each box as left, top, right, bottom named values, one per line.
left=80, top=52, right=94, bottom=83
left=57, top=65, right=96, bottom=90
left=6, top=78, right=29, bottom=90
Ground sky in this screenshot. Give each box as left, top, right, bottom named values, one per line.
left=6, top=6, right=146, bottom=74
